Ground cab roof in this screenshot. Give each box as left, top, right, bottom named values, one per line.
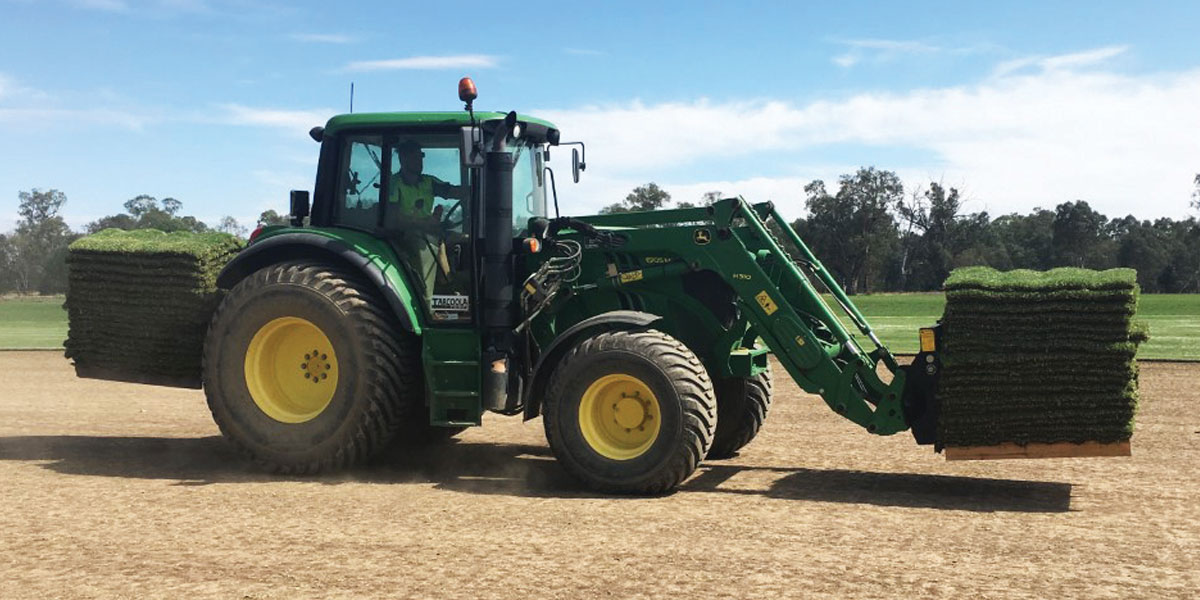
left=324, top=111, right=558, bottom=136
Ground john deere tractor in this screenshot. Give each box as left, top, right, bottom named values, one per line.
left=184, top=79, right=939, bottom=493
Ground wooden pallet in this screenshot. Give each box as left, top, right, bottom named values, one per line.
left=944, top=440, right=1131, bottom=461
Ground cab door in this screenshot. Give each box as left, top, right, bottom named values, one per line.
left=330, top=132, right=477, bottom=326
left=381, top=134, right=475, bottom=325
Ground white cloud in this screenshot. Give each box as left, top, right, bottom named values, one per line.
left=344, top=55, right=499, bottom=71
left=540, top=48, right=1200, bottom=219
left=291, top=32, right=355, bottom=44
left=220, top=104, right=335, bottom=132
left=663, top=176, right=822, bottom=214
left=830, top=38, right=941, bottom=68
left=0, top=73, right=53, bottom=103
left=842, top=38, right=940, bottom=53
left=0, top=74, right=158, bottom=129
left=1041, top=45, right=1128, bottom=70
left=994, top=45, right=1127, bottom=77
left=551, top=173, right=848, bottom=218
left=832, top=54, right=859, bottom=68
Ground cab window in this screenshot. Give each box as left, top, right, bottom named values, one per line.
left=336, top=136, right=383, bottom=230
left=510, top=140, right=546, bottom=235
left=386, top=140, right=467, bottom=233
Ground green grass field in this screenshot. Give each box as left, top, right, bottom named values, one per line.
left=2, top=292, right=1197, bottom=359
left=0, top=295, right=69, bottom=350
left=833, top=292, right=1199, bottom=360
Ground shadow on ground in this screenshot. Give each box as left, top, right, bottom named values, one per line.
left=0, top=434, right=580, bottom=493
left=683, top=464, right=1072, bottom=513
left=0, top=435, right=1071, bottom=511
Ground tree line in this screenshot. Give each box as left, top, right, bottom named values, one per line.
left=603, top=171, right=1200, bottom=294
left=0, top=190, right=287, bottom=294
left=3, top=171, right=1199, bottom=295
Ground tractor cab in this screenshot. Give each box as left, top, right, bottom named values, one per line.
left=305, top=109, right=559, bottom=326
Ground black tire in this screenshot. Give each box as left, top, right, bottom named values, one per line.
left=707, top=367, right=773, bottom=460
left=543, top=329, right=716, bottom=494
left=202, top=261, right=419, bottom=473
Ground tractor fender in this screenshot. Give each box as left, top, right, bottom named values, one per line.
left=216, top=232, right=419, bottom=333
left=522, top=310, right=662, bottom=420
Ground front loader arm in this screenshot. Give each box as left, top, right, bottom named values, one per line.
left=575, top=198, right=911, bottom=436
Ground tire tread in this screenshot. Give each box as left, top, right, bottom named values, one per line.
left=202, top=261, right=420, bottom=474
left=707, top=368, right=773, bottom=460
left=543, top=329, right=716, bottom=494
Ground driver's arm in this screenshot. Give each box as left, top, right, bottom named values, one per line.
left=431, top=178, right=468, bottom=200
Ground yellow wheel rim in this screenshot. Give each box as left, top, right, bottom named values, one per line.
left=244, top=317, right=339, bottom=424
left=578, top=373, right=661, bottom=460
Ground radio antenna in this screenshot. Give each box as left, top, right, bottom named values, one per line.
left=349, top=82, right=355, bottom=113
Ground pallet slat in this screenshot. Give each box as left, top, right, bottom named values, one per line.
left=944, top=440, right=1131, bottom=461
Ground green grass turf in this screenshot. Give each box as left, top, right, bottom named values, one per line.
left=943, top=266, right=1137, bottom=291
left=3, top=292, right=1198, bottom=359
left=70, top=228, right=243, bottom=259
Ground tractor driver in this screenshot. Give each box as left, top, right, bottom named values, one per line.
left=389, top=139, right=468, bottom=309
left=389, top=139, right=467, bottom=221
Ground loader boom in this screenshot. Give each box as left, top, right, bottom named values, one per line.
left=562, top=197, right=915, bottom=436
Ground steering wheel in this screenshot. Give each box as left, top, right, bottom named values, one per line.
left=426, top=200, right=466, bottom=280
left=440, top=200, right=464, bottom=231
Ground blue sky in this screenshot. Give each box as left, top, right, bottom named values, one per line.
left=2, top=0, right=1198, bottom=232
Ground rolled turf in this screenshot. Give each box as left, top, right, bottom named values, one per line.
left=64, top=229, right=244, bottom=388
left=937, top=266, right=1145, bottom=449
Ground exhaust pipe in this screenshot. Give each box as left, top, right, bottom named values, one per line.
left=481, top=112, right=518, bottom=412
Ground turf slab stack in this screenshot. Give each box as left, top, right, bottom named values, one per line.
left=938, top=266, right=1147, bottom=449
left=64, top=229, right=244, bottom=388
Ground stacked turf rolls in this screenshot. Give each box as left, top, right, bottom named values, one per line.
left=64, top=229, right=244, bottom=388
left=938, top=266, right=1147, bottom=448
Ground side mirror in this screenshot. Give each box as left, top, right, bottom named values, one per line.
left=289, top=190, right=310, bottom=227
left=562, top=141, right=586, bottom=183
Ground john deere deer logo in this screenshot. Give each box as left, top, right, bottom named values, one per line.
left=693, top=228, right=712, bottom=245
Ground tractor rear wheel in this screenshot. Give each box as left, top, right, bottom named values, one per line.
left=203, top=261, right=418, bottom=473
left=543, top=329, right=716, bottom=494
left=706, top=368, right=773, bottom=459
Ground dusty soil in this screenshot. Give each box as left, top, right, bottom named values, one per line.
left=0, top=352, right=1196, bottom=599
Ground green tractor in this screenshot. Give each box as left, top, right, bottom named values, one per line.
left=193, top=78, right=939, bottom=493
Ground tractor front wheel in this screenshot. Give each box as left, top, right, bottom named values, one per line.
left=203, top=261, right=418, bottom=473
left=543, top=329, right=716, bottom=494
left=707, top=368, right=773, bottom=459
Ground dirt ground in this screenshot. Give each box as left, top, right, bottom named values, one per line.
left=0, top=352, right=1196, bottom=599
